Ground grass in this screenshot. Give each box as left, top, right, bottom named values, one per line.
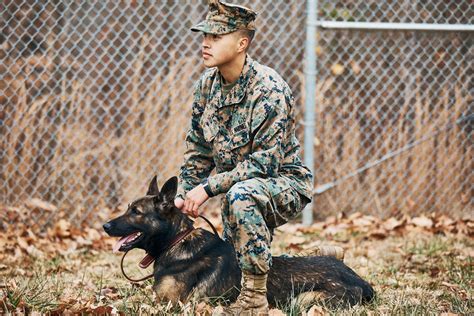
left=1, top=227, right=472, bottom=315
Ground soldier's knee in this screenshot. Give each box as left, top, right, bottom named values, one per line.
left=225, top=180, right=254, bottom=203
left=225, top=180, right=264, bottom=214
left=225, top=179, right=262, bottom=205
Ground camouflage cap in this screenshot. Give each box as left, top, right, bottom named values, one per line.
left=191, top=0, right=257, bottom=35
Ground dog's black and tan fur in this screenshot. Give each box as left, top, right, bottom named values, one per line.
left=103, top=176, right=375, bottom=307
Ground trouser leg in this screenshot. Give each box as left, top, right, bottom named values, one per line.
left=221, top=177, right=305, bottom=274
left=221, top=179, right=272, bottom=274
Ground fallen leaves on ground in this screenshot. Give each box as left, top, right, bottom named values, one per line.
left=0, top=201, right=472, bottom=315
left=1, top=199, right=472, bottom=266
left=296, top=211, right=473, bottom=240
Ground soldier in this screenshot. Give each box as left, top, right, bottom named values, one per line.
left=174, top=1, right=313, bottom=314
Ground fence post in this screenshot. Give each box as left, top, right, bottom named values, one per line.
left=302, top=0, right=318, bottom=226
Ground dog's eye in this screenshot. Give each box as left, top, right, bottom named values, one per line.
left=130, top=207, right=142, bottom=215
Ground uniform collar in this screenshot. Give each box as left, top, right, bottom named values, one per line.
left=214, top=55, right=254, bottom=108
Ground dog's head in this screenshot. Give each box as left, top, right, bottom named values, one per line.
left=103, top=176, right=191, bottom=255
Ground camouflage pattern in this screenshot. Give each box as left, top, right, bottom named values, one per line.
left=177, top=55, right=313, bottom=274
left=221, top=177, right=307, bottom=274
left=191, top=0, right=257, bottom=35
left=177, top=56, right=313, bottom=200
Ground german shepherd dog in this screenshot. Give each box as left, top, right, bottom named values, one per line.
left=103, top=176, right=375, bottom=307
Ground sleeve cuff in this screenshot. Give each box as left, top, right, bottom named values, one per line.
left=207, top=173, right=233, bottom=196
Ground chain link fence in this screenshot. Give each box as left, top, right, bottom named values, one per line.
left=0, top=0, right=472, bottom=229
left=312, top=0, right=472, bottom=219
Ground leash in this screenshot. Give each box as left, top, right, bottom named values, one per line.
left=121, top=249, right=155, bottom=283
left=120, top=215, right=219, bottom=283
left=197, top=214, right=219, bottom=236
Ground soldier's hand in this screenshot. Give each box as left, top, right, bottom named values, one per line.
left=174, top=197, right=185, bottom=209
left=182, top=185, right=209, bottom=218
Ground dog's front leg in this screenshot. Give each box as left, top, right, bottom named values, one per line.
left=153, top=275, right=189, bottom=303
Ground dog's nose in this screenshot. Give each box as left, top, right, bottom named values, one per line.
left=103, top=222, right=112, bottom=232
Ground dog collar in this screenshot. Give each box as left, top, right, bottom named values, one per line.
left=140, top=226, right=195, bottom=268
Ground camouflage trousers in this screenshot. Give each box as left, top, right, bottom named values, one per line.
left=221, top=177, right=308, bottom=275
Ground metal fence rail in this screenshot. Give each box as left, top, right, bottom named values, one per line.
left=0, top=0, right=472, bottom=229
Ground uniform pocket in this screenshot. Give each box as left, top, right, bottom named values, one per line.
left=273, top=187, right=301, bottom=222
left=224, top=129, right=251, bottom=165
left=230, top=129, right=250, bottom=149
left=264, top=179, right=302, bottom=228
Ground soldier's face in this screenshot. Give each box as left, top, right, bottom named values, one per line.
left=201, top=33, right=241, bottom=68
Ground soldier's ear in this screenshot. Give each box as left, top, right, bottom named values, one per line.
left=238, top=36, right=249, bottom=53
left=146, top=175, right=160, bottom=196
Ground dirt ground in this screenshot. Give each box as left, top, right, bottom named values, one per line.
left=0, top=210, right=472, bottom=315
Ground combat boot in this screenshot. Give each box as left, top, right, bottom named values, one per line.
left=220, top=272, right=269, bottom=316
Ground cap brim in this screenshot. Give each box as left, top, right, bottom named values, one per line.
left=190, top=20, right=234, bottom=35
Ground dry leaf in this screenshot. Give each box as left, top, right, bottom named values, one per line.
left=75, top=236, right=93, bottom=246
left=315, top=46, right=323, bottom=56
left=323, top=223, right=349, bottom=236
left=100, top=287, right=121, bottom=300
left=26, top=245, right=44, bottom=258
left=286, top=235, right=306, bottom=245
left=411, top=216, right=433, bottom=228
left=54, top=219, right=72, bottom=238
left=88, top=305, right=116, bottom=314
left=0, top=236, right=7, bottom=249
left=268, top=308, right=286, bottom=316
left=24, top=198, right=57, bottom=212
left=456, top=221, right=471, bottom=235
left=383, top=217, right=404, bottom=231
left=324, top=215, right=338, bottom=225
left=86, top=228, right=102, bottom=241
left=297, top=223, right=324, bottom=234
left=369, top=228, right=388, bottom=239
left=352, top=216, right=374, bottom=227
left=441, top=281, right=459, bottom=289
left=17, top=237, right=29, bottom=250
left=407, top=198, right=417, bottom=209
left=331, top=63, right=344, bottom=75
left=348, top=212, right=363, bottom=220
left=350, top=61, right=361, bottom=74
left=313, top=136, right=321, bottom=147
left=194, top=301, right=213, bottom=315
left=307, top=304, right=326, bottom=316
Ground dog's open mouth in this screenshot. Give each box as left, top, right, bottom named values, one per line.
left=113, top=231, right=144, bottom=253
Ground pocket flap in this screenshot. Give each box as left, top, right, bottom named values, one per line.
left=231, top=129, right=250, bottom=149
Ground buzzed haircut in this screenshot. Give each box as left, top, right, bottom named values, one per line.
left=239, top=29, right=255, bottom=43
left=237, top=29, right=256, bottom=51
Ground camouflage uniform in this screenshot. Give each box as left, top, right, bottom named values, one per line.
left=178, top=1, right=313, bottom=276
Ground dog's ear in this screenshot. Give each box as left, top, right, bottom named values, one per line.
left=160, top=176, right=178, bottom=202
left=146, top=175, right=160, bottom=196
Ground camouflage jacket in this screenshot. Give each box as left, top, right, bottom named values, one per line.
left=177, top=56, right=313, bottom=200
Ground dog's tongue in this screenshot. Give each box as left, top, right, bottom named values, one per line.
left=113, top=232, right=139, bottom=253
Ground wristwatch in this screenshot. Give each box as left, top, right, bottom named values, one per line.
left=201, top=179, right=214, bottom=197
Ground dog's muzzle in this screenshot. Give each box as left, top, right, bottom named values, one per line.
left=103, top=222, right=113, bottom=233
